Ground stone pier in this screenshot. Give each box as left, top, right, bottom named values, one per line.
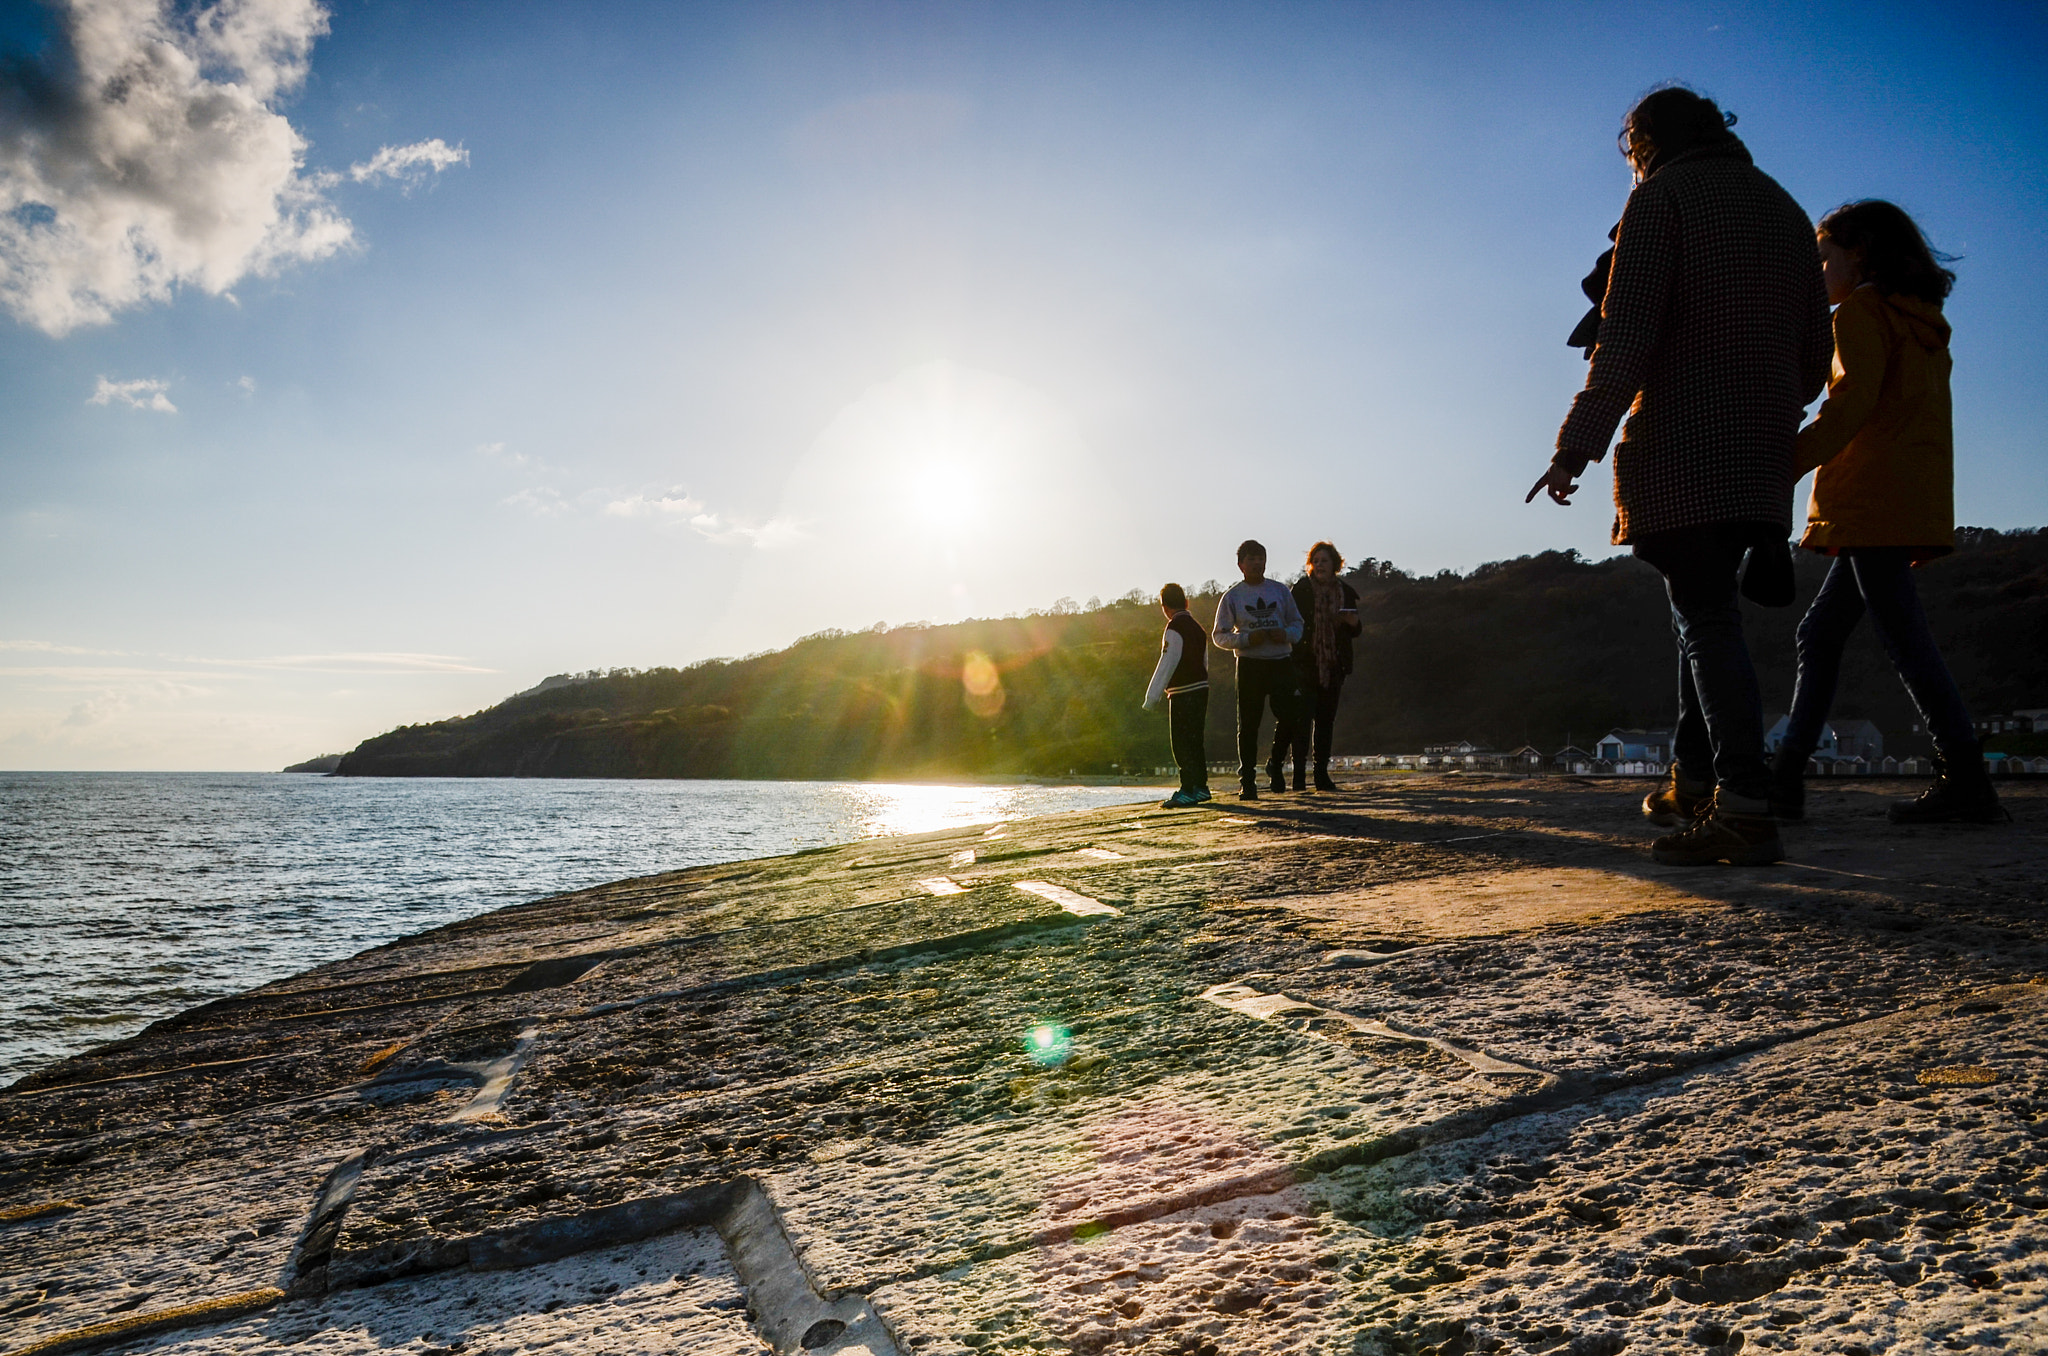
left=3, top=776, right=2044, bottom=1355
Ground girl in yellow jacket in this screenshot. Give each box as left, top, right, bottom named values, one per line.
left=1770, top=200, right=2006, bottom=825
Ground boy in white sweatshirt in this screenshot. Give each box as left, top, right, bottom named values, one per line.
left=1142, top=582, right=1211, bottom=808
left=1213, top=540, right=1304, bottom=799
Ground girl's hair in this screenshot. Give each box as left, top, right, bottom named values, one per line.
left=1619, top=85, right=1737, bottom=173
left=1304, top=541, right=1343, bottom=572
left=1817, top=200, right=1957, bottom=303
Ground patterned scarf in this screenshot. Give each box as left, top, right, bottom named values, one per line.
left=1310, top=575, right=1344, bottom=687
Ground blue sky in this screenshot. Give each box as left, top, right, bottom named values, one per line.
left=2, top=0, right=2043, bottom=769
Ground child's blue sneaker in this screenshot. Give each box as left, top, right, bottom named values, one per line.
left=1160, top=789, right=1201, bottom=809
left=1190, top=787, right=1212, bottom=803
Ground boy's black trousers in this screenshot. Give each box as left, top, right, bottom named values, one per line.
left=1167, top=687, right=1209, bottom=793
left=1234, top=656, right=1301, bottom=785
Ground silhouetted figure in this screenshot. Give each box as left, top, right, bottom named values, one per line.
left=1527, top=85, right=1832, bottom=866
left=1144, top=582, right=1213, bottom=809
left=1771, top=201, right=2007, bottom=826
left=1269, top=541, right=1360, bottom=791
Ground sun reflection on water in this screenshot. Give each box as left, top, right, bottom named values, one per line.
left=845, top=782, right=1080, bottom=839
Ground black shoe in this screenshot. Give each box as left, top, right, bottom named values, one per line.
left=1642, top=767, right=1711, bottom=827
left=1240, top=780, right=1259, bottom=801
left=1890, top=747, right=2010, bottom=825
left=1769, top=749, right=1807, bottom=822
left=1266, top=763, right=1286, bottom=794
left=1314, top=768, right=1338, bottom=792
left=1292, top=767, right=1307, bottom=792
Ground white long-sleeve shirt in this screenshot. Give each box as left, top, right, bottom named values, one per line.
left=1143, top=628, right=1183, bottom=709
left=1212, top=579, right=1303, bottom=662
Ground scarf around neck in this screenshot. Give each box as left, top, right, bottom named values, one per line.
left=1310, top=575, right=1344, bottom=686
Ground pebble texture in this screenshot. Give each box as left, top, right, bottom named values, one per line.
left=2, top=775, right=2043, bottom=1355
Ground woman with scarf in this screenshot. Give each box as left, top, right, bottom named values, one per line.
left=1268, top=541, right=1361, bottom=792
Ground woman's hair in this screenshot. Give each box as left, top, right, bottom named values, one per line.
left=1620, top=85, right=1737, bottom=174
left=1159, top=582, right=1187, bottom=611
left=1817, top=200, right=1957, bottom=303
left=1304, top=541, right=1343, bottom=572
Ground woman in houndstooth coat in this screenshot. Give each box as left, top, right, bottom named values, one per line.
left=1530, top=86, right=1832, bottom=866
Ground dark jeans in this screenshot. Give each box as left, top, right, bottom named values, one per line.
left=1632, top=524, right=1772, bottom=801
left=1235, top=656, right=1301, bottom=785
left=1782, top=549, right=1975, bottom=759
left=1270, top=671, right=1344, bottom=774
left=1168, top=687, right=1210, bottom=794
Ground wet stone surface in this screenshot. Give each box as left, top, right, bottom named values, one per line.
left=2, top=775, right=2045, bottom=1354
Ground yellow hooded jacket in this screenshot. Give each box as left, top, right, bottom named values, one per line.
left=1794, top=284, right=1954, bottom=558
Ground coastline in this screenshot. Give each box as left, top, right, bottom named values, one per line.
left=5, top=775, right=2043, bottom=1354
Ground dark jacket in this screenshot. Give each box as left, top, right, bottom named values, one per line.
left=1554, top=138, right=1832, bottom=544
left=1290, top=577, right=1360, bottom=681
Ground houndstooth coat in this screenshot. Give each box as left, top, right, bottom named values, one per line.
left=1554, top=139, right=1832, bottom=544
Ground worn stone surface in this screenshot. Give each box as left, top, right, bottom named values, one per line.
left=3, top=775, right=2044, bottom=1355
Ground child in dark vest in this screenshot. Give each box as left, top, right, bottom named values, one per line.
left=1143, top=583, right=1212, bottom=808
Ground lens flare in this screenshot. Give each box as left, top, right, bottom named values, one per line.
left=962, top=650, right=1005, bottom=719
left=1025, top=1023, right=1072, bottom=1067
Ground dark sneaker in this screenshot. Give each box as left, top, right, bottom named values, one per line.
left=1314, top=768, right=1338, bottom=792
left=1266, top=764, right=1286, bottom=794
left=1189, top=787, right=1213, bottom=804
left=1652, top=794, right=1783, bottom=866
left=1240, top=781, right=1259, bottom=801
left=1292, top=769, right=1307, bottom=792
left=1642, top=768, right=1711, bottom=827
left=1160, top=789, right=1201, bottom=809
left=1768, top=751, right=1806, bottom=822
left=1889, top=751, right=2010, bottom=824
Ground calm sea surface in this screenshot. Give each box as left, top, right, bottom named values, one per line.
left=0, top=773, right=1162, bottom=1085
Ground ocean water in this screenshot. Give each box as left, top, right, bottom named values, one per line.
left=0, top=773, right=1163, bottom=1085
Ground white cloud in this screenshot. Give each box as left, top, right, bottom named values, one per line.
left=0, top=0, right=348, bottom=334
left=349, top=138, right=468, bottom=190
left=604, top=491, right=706, bottom=519
left=602, top=488, right=803, bottom=548
left=88, top=376, right=177, bottom=412
left=0, top=2, right=463, bottom=337
left=502, top=486, right=572, bottom=517
left=237, top=374, right=257, bottom=395
left=685, top=511, right=805, bottom=549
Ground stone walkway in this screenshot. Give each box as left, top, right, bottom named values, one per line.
left=3, top=776, right=2043, bottom=1356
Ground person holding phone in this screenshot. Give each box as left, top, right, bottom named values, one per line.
left=1213, top=540, right=1304, bottom=800
left=1271, top=541, right=1362, bottom=791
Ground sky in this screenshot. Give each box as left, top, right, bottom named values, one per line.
left=1, top=0, right=2044, bottom=770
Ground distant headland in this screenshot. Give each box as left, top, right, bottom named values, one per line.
left=311, top=528, right=2047, bottom=782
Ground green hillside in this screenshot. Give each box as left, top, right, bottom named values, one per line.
left=335, top=527, right=2048, bottom=778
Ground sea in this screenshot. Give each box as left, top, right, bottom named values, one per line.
left=0, top=773, right=1164, bottom=1086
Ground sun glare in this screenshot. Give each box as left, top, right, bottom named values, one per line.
left=908, top=461, right=979, bottom=527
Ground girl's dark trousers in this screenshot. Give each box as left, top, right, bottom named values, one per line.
left=1780, top=548, right=1976, bottom=761
left=1271, top=671, right=1345, bottom=778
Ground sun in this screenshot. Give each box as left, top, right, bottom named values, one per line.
left=906, top=460, right=980, bottom=528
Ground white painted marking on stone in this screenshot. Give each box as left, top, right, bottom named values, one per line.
left=1219, top=816, right=1257, bottom=825
left=1013, top=881, right=1121, bottom=917
left=454, top=1026, right=542, bottom=1122
left=948, top=848, right=976, bottom=866
left=1199, top=984, right=1551, bottom=1087
left=982, top=825, right=1007, bottom=839
left=1074, top=848, right=1124, bottom=860
left=718, top=1181, right=900, bottom=1355
left=917, top=878, right=967, bottom=897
